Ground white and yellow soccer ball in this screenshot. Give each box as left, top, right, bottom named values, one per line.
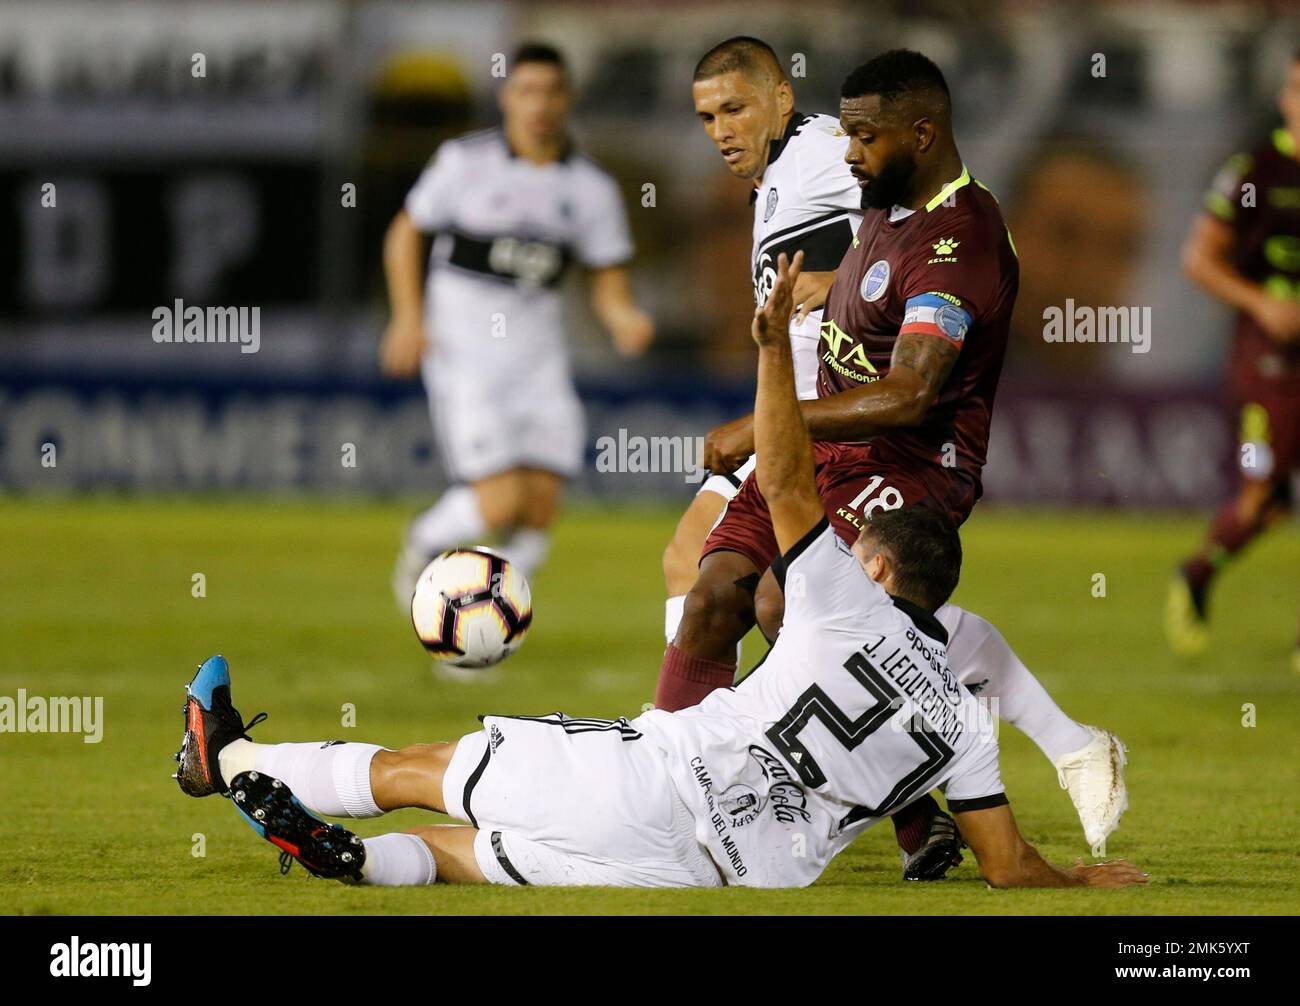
left=410, top=548, right=532, bottom=669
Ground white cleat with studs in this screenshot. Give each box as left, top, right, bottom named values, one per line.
left=1054, top=724, right=1129, bottom=856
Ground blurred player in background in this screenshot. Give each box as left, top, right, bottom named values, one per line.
left=663, top=44, right=1129, bottom=870
left=1166, top=52, right=1300, bottom=672
left=382, top=43, right=654, bottom=606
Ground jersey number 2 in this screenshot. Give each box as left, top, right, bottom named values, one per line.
left=765, top=648, right=954, bottom=826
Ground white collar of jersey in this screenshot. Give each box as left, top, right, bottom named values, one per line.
left=501, top=129, right=575, bottom=164
left=751, top=110, right=809, bottom=203
left=887, top=205, right=916, bottom=222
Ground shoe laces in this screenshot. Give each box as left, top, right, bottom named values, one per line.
left=242, top=711, right=268, bottom=737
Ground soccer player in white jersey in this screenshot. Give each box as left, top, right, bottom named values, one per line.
left=382, top=43, right=653, bottom=604
left=659, top=38, right=1128, bottom=872
left=173, top=252, right=1146, bottom=892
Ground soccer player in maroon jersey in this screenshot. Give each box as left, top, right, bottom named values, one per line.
left=1166, top=54, right=1300, bottom=671
left=657, top=50, right=1124, bottom=877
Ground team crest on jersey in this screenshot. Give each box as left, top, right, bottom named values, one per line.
left=935, top=304, right=970, bottom=343
left=764, top=187, right=779, bottom=222
left=860, top=259, right=891, bottom=302
left=718, top=784, right=765, bottom=827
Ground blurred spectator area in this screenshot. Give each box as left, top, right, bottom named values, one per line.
left=3, top=1, right=1300, bottom=504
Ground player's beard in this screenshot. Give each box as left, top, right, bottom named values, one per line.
left=857, top=151, right=917, bottom=211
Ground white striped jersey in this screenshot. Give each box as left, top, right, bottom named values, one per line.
left=404, top=127, right=633, bottom=374
left=750, top=112, right=863, bottom=399
left=634, top=519, right=1006, bottom=888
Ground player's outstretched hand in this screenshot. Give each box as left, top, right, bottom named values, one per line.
left=752, top=251, right=804, bottom=348
left=1068, top=858, right=1149, bottom=888
left=610, top=307, right=655, bottom=358
left=380, top=314, right=426, bottom=378
left=1250, top=293, right=1300, bottom=344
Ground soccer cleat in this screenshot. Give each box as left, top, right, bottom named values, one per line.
left=1164, top=572, right=1209, bottom=657
left=229, top=770, right=366, bottom=882
left=173, top=655, right=266, bottom=798
left=900, top=807, right=965, bottom=881
left=1055, top=725, right=1128, bottom=853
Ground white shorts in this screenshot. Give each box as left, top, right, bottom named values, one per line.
left=422, top=354, right=585, bottom=483
left=697, top=454, right=757, bottom=503
left=442, top=713, right=723, bottom=888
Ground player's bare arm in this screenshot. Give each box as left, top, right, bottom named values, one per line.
left=1182, top=211, right=1300, bottom=344
left=801, top=327, right=960, bottom=439
left=751, top=251, right=823, bottom=552
left=380, top=209, right=431, bottom=377
left=702, top=328, right=959, bottom=472
left=955, top=803, right=1147, bottom=889
left=792, top=269, right=837, bottom=324
left=589, top=265, right=655, bottom=357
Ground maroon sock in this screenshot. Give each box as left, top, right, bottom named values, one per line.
left=654, top=643, right=736, bottom=712
left=1185, top=500, right=1268, bottom=593
left=892, top=793, right=940, bottom=855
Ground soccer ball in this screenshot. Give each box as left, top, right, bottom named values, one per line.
left=410, top=548, right=532, bottom=668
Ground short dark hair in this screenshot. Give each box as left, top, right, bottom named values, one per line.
left=862, top=506, right=962, bottom=611
left=694, top=36, right=785, bottom=84
left=512, top=42, right=567, bottom=75
left=840, top=49, right=950, bottom=120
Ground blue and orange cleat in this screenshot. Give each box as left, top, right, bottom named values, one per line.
left=228, top=770, right=366, bottom=881
left=172, top=655, right=266, bottom=797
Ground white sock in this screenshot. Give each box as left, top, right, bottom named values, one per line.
left=937, top=605, right=1092, bottom=762
left=498, top=528, right=550, bottom=579
left=665, top=594, right=743, bottom=666
left=219, top=741, right=386, bottom=818
left=360, top=833, right=437, bottom=886
left=665, top=595, right=686, bottom=644
left=408, top=486, right=488, bottom=556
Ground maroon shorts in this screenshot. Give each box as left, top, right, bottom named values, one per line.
left=1230, top=382, right=1300, bottom=482
left=702, top=440, right=977, bottom=573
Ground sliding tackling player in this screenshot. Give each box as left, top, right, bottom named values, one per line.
left=173, top=252, right=1146, bottom=893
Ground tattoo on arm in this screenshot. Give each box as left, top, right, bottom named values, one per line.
left=890, top=331, right=961, bottom=396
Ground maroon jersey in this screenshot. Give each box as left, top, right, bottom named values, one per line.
left=1205, top=129, right=1300, bottom=394
left=817, top=168, right=1018, bottom=513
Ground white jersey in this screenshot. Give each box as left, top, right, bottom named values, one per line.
left=635, top=520, right=1005, bottom=888
left=751, top=112, right=862, bottom=399
left=404, top=127, right=633, bottom=375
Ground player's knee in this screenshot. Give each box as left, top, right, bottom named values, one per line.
left=373, top=743, right=453, bottom=789
left=662, top=530, right=700, bottom=594
left=754, top=584, right=786, bottom=642
left=679, top=575, right=753, bottom=646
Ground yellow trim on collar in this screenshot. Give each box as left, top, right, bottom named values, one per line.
left=925, top=165, right=972, bottom=211
left=1273, top=128, right=1296, bottom=158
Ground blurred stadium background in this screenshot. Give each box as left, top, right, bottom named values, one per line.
left=5, top=0, right=1299, bottom=505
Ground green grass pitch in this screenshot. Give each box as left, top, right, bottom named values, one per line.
left=1, top=497, right=1297, bottom=915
